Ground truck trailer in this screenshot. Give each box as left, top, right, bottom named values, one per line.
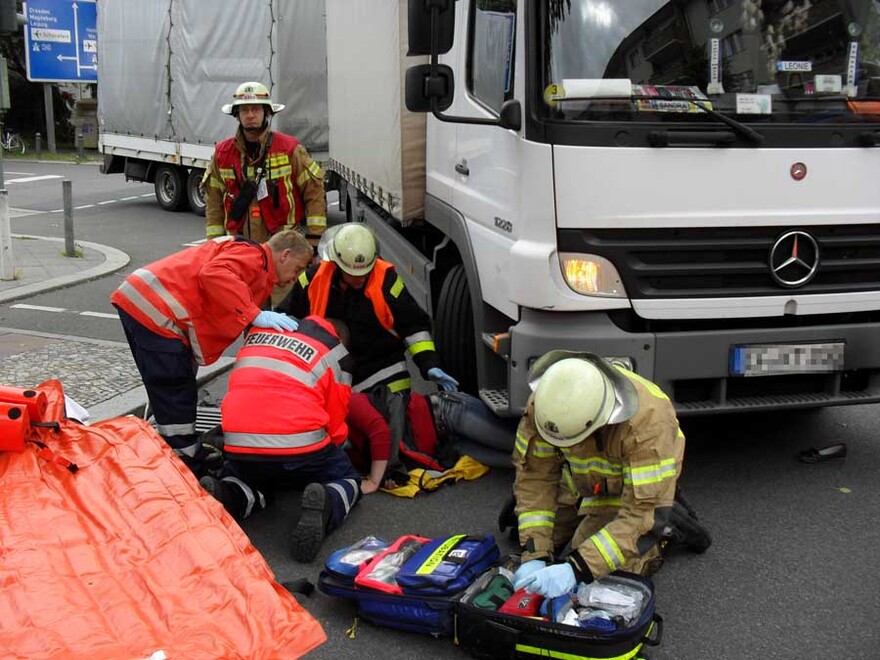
left=326, top=0, right=880, bottom=418
left=96, top=0, right=328, bottom=216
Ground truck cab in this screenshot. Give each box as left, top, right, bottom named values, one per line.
left=340, top=0, right=880, bottom=418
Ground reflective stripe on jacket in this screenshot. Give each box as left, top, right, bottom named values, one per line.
left=513, top=367, right=685, bottom=580
left=221, top=316, right=354, bottom=460
left=110, top=237, right=274, bottom=365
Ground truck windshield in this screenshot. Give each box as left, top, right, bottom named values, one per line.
left=540, top=0, right=880, bottom=123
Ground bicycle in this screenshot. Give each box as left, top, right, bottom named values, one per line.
left=1, top=129, right=25, bottom=155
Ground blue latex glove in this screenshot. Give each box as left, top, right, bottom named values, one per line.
left=520, top=563, right=576, bottom=599
left=512, top=559, right=547, bottom=590
left=427, top=367, right=459, bottom=392
left=253, top=310, right=298, bottom=332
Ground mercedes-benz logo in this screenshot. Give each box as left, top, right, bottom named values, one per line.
left=769, top=230, right=819, bottom=288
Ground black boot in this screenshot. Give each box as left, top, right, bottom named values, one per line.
left=199, top=475, right=266, bottom=521
left=290, top=483, right=331, bottom=563
left=661, top=499, right=712, bottom=554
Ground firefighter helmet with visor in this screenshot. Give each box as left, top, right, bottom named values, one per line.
left=221, top=81, right=285, bottom=115
left=531, top=352, right=639, bottom=448
left=330, top=224, right=377, bottom=277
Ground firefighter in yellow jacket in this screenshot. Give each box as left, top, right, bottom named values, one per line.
left=204, top=81, right=326, bottom=245
left=511, top=351, right=685, bottom=598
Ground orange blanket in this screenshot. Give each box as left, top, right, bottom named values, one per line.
left=0, top=380, right=325, bottom=659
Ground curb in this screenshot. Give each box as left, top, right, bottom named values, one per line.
left=0, top=235, right=130, bottom=304
left=89, top=358, right=235, bottom=422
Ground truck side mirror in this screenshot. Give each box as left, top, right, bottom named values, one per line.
left=498, top=99, right=522, bottom=131
left=405, top=64, right=454, bottom=112
left=407, top=0, right=456, bottom=56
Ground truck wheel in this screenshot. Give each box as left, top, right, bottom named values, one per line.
left=434, top=265, right=477, bottom=394
left=187, top=168, right=207, bottom=216
left=154, top=164, right=189, bottom=212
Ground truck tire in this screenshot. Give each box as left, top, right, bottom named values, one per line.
left=434, top=265, right=477, bottom=394
left=187, top=168, right=207, bottom=216
left=154, top=164, right=190, bottom=212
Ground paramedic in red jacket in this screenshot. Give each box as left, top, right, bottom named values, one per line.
left=111, top=231, right=312, bottom=476
left=205, top=315, right=362, bottom=563
left=277, top=223, right=460, bottom=480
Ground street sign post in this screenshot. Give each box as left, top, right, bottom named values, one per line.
left=23, top=0, right=97, bottom=83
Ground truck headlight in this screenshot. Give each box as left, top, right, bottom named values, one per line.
left=559, top=253, right=626, bottom=298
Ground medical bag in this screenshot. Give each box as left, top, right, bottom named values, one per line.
left=318, top=533, right=500, bottom=636
left=319, top=537, right=663, bottom=658
left=455, top=570, right=663, bottom=660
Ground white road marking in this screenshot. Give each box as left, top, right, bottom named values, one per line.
left=6, top=171, right=35, bottom=176
left=9, top=207, right=45, bottom=217
left=9, top=304, right=120, bottom=320
left=182, top=238, right=208, bottom=247
left=79, top=311, right=119, bottom=319
left=11, top=303, right=67, bottom=312
left=5, top=175, right=63, bottom=184
left=140, top=194, right=153, bottom=198
left=15, top=193, right=152, bottom=215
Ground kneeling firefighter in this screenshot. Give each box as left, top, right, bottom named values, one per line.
left=202, top=315, right=361, bottom=563
left=511, top=352, right=688, bottom=598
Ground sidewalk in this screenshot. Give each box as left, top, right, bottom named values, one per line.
left=0, top=235, right=232, bottom=422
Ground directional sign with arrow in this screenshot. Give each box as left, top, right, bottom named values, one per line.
left=24, top=0, right=97, bottom=83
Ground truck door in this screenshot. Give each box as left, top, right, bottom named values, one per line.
left=451, top=0, right=520, bottom=320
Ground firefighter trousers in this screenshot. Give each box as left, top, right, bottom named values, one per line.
left=225, top=444, right=362, bottom=531
left=116, top=306, right=205, bottom=475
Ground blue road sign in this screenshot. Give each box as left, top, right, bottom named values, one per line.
left=24, top=0, right=97, bottom=83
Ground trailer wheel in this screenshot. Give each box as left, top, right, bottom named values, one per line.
left=187, top=168, right=207, bottom=216
left=154, top=164, right=189, bottom=212
left=434, top=265, right=477, bottom=394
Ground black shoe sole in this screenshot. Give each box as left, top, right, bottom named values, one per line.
left=291, top=483, right=327, bottom=563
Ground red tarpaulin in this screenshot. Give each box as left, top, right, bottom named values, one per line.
left=0, top=380, right=325, bottom=659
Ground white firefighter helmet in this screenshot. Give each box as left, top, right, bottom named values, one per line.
left=330, top=223, right=377, bottom=276
left=221, top=81, right=285, bottom=115
left=530, top=352, right=638, bottom=447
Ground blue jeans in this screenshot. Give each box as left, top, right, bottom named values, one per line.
left=433, top=391, right=517, bottom=469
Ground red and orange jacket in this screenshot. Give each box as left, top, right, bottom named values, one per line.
left=110, top=237, right=275, bottom=366
left=206, top=129, right=326, bottom=241
left=221, top=316, right=354, bottom=461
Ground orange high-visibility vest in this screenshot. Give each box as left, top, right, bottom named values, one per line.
left=307, top=260, right=395, bottom=331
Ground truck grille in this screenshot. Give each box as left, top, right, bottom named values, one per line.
left=558, top=225, right=880, bottom=298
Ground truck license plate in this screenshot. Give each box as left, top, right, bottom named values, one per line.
left=729, top=342, right=844, bottom=377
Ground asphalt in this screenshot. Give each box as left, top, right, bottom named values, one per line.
left=0, top=233, right=233, bottom=422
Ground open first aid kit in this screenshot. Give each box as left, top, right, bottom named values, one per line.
left=318, top=534, right=663, bottom=658
left=319, top=533, right=500, bottom=636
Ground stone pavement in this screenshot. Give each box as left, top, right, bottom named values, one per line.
left=0, top=234, right=232, bottom=422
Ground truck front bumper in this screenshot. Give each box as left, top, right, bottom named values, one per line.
left=507, top=308, right=880, bottom=416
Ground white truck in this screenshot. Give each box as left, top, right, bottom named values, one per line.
left=327, top=0, right=880, bottom=418
left=96, top=0, right=328, bottom=216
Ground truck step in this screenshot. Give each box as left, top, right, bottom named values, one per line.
left=479, top=388, right=511, bottom=416
left=195, top=406, right=222, bottom=434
